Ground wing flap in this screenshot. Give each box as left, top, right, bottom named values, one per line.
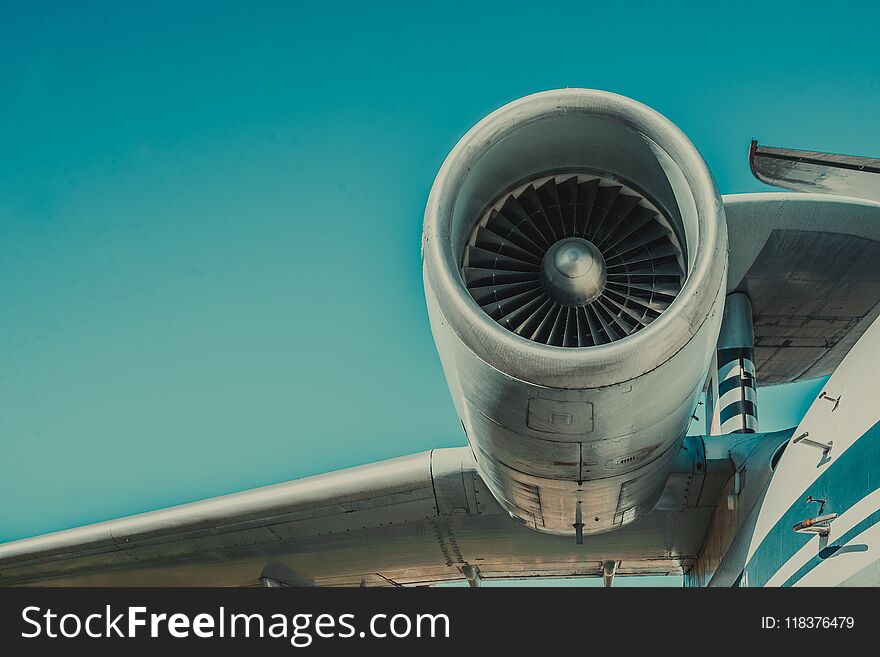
left=750, top=141, right=880, bottom=202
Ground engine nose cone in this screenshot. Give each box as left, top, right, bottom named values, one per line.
left=541, top=237, right=606, bottom=306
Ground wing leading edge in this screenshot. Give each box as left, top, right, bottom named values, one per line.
left=0, top=437, right=747, bottom=586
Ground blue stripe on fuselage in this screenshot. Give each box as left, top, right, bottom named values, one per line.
left=780, top=508, right=880, bottom=586
left=737, top=420, right=880, bottom=587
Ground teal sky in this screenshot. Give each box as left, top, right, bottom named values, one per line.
left=0, top=1, right=876, bottom=589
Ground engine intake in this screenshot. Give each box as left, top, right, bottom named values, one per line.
left=463, top=174, right=686, bottom=346
left=423, top=90, right=727, bottom=535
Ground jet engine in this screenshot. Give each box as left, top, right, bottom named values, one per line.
left=423, top=89, right=728, bottom=536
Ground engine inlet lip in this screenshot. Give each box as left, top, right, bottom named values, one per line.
left=423, top=88, right=728, bottom=387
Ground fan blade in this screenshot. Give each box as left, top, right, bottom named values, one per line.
left=468, top=280, right=543, bottom=305
left=592, top=301, right=626, bottom=341
left=563, top=307, right=579, bottom=347
left=600, top=292, right=653, bottom=326
left=484, top=287, right=547, bottom=320
left=604, top=226, right=672, bottom=264
left=475, top=227, right=543, bottom=265
left=584, top=185, right=621, bottom=242
left=592, top=194, right=641, bottom=246
left=466, top=246, right=541, bottom=272
left=464, top=267, right=539, bottom=287
left=575, top=307, right=593, bottom=347
left=518, top=185, right=559, bottom=244
left=607, top=254, right=683, bottom=277
left=606, top=279, right=680, bottom=298
left=531, top=302, right=562, bottom=343
left=584, top=305, right=611, bottom=344
left=484, top=211, right=547, bottom=256
left=576, top=179, right=600, bottom=238
left=608, top=236, right=680, bottom=265
left=548, top=305, right=568, bottom=346
left=499, top=198, right=552, bottom=249
left=595, top=297, right=634, bottom=337
left=500, top=292, right=552, bottom=333
left=537, top=179, right=566, bottom=239
left=599, top=206, right=659, bottom=251
left=515, top=298, right=555, bottom=339
left=558, top=177, right=579, bottom=238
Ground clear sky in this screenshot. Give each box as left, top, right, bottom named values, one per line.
left=1, top=1, right=876, bottom=587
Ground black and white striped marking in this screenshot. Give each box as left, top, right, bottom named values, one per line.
left=716, top=346, right=758, bottom=434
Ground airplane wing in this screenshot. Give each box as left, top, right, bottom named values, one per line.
left=749, top=141, right=880, bottom=202
left=0, top=439, right=751, bottom=586
left=724, top=193, right=880, bottom=385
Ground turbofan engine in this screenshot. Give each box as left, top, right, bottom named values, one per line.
left=423, top=89, right=728, bottom=536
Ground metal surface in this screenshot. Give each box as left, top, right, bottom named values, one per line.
left=0, top=438, right=739, bottom=586
left=792, top=514, right=837, bottom=537
left=792, top=432, right=833, bottom=456
left=692, top=314, right=880, bottom=587
left=542, top=238, right=607, bottom=307
left=602, top=560, right=617, bottom=588
left=700, top=312, right=880, bottom=586
left=683, top=429, right=796, bottom=587
left=424, top=89, right=728, bottom=536
left=712, top=293, right=758, bottom=434
left=750, top=141, right=880, bottom=203
left=724, top=193, right=880, bottom=385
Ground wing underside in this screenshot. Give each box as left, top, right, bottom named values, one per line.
left=724, top=192, right=880, bottom=385
left=0, top=442, right=733, bottom=587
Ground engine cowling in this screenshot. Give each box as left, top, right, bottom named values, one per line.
left=423, top=89, right=728, bottom=536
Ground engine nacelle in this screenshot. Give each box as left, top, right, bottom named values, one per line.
left=423, top=90, right=728, bottom=536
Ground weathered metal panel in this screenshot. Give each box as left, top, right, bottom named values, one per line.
left=724, top=193, right=880, bottom=385
left=1, top=444, right=733, bottom=586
